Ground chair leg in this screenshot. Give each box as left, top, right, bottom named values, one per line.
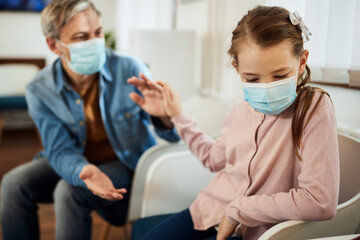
left=99, top=221, right=111, bottom=240
left=122, top=223, right=131, bottom=240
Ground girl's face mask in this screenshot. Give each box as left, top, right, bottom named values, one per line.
left=241, top=63, right=299, bottom=115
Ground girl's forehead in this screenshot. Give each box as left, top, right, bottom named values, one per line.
left=237, top=41, right=296, bottom=73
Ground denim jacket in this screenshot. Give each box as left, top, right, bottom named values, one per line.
left=26, top=50, right=180, bottom=187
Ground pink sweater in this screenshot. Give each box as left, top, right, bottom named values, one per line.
left=171, top=93, right=339, bottom=240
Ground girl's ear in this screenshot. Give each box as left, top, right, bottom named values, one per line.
left=232, top=60, right=239, bottom=74
left=299, top=50, right=309, bottom=75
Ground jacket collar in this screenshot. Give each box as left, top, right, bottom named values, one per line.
left=55, top=55, right=113, bottom=94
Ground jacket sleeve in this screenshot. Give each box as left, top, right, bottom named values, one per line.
left=225, top=95, right=340, bottom=227
left=26, top=88, right=89, bottom=187
left=171, top=111, right=232, bottom=172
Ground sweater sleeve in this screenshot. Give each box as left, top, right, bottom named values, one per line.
left=225, top=95, right=340, bottom=227
left=171, top=111, right=231, bottom=172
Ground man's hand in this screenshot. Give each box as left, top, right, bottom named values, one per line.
left=79, top=164, right=127, bottom=201
left=127, top=73, right=167, bottom=117
left=216, top=214, right=237, bottom=240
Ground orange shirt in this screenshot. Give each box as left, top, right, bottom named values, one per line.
left=79, top=80, right=117, bottom=165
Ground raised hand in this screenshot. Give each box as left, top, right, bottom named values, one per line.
left=161, top=82, right=182, bottom=118
left=79, top=164, right=127, bottom=201
left=127, top=73, right=167, bottom=117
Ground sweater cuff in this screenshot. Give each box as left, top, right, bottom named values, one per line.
left=226, top=205, right=241, bottom=226
left=170, top=111, right=188, bottom=125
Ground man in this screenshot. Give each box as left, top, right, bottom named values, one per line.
left=1, top=0, right=179, bottom=239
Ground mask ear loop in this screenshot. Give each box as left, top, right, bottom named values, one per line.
left=294, top=58, right=302, bottom=87
left=56, top=39, right=71, bottom=63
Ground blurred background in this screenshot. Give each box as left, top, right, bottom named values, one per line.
left=0, top=0, right=359, bottom=239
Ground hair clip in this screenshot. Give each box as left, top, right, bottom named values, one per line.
left=289, top=11, right=312, bottom=42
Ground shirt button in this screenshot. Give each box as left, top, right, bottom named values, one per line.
left=76, top=99, right=81, bottom=104
left=79, top=121, right=84, bottom=126
left=125, top=112, right=131, bottom=118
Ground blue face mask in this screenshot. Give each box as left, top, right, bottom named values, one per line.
left=242, top=71, right=298, bottom=115
left=57, top=38, right=106, bottom=75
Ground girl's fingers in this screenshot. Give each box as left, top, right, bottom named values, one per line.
left=148, top=80, right=163, bottom=92
left=163, top=85, right=171, bottom=103
left=129, top=92, right=145, bottom=106
left=140, top=73, right=153, bottom=87
left=166, top=85, right=173, bottom=101
left=156, top=81, right=166, bottom=87
left=127, top=77, right=146, bottom=88
left=139, top=73, right=164, bottom=92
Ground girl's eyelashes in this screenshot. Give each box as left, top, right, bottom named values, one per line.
left=274, top=74, right=288, bottom=79
left=246, top=78, right=259, bottom=82
left=242, top=73, right=289, bottom=82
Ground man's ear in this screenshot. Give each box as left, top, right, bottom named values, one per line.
left=46, top=37, right=61, bottom=55
left=299, top=49, right=309, bottom=75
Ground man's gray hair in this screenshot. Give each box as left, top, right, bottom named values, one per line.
left=41, top=0, right=101, bottom=38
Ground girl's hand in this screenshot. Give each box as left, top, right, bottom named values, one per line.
left=161, top=82, right=182, bottom=118
left=79, top=164, right=127, bottom=201
left=127, top=73, right=167, bottom=117
left=216, top=214, right=237, bottom=240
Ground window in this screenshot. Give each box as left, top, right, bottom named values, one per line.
left=266, top=0, right=360, bottom=88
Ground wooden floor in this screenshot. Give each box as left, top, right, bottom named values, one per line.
left=0, top=128, right=130, bottom=240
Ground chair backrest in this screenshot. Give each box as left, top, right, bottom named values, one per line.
left=259, top=132, right=360, bottom=239
left=0, top=58, right=45, bottom=98
left=258, top=193, right=360, bottom=240
left=337, top=132, right=360, bottom=204
left=127, top=144, right=216, bottom=222
left=182, top=91, right=233, bottom=137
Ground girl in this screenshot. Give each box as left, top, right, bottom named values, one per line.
left=128, top=5, right=339, bottom=240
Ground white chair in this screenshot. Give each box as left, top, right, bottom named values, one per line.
left=258, top=132, right=360, bottom=240
left=127, top=145, right=216, bottom=221
left=258, top=193, right=360, bottom=240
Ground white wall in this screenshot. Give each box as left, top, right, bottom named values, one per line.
left=0, top=12, right=53, bottom=63
left=177, top=0, right=266, bottom=101
left=311, top=84, right=360, bottom=129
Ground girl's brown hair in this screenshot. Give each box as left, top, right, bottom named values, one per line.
left=228, top=6, right=330, bottom=160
